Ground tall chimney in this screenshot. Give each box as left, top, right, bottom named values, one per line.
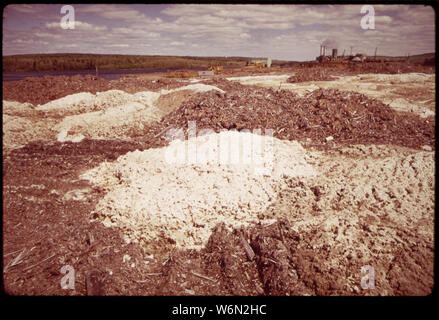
left=332, top=48, right=338, bottom=58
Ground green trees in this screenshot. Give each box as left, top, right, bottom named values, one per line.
left=2, top=54, right=248, bottom=72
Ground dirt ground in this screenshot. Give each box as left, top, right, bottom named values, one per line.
left=2, top=62, right=435, bottom=296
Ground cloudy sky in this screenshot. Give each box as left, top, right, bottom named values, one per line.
left=2, top=4, right=435, bottom=60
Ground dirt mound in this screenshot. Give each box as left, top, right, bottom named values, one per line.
left=265, top=144, right=434, bottom=295
left=3, top=135, right=434, bottom=296
left=81, top=131, right=316, bottom=251
left=155, top=89, right=194, bottom=115
left=2, top=74, right=184, bottom=106
left=287, top=69, right=336, bottom=83
left=2, top=113, right=58, bottom=150
left=155, top=144, right=434, bottom=296
left=151, top=86, right=434, bottom=150
left=3, top=100, right=36, bottom=117
left=226, top=75, right=291, bottom=86
left=55, top=102, right=161, bottom=141
left=284, top=62, right=435, bottom=84
left=50, top=85, right=224, bottom=141
left=264, top=73, right=435, bottom=118
left=156, top=222, right=312, bottom=296
left=19, top=138, right=146, bottom=160
left=2, top=90, right=164, bottom=148
left=298, top=62, right=434, bottom=75
left=3, top=83, right=224, bottom=148
left=2, top=75, right=110, bottom=106
left=2, top=70, right=435, bottom=296
left=112, top=77, right=186, bottom=93
left=346, top=61, right=435, bottom=75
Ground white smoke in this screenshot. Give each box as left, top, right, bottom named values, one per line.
left=321, top=38, right=339, bottom=49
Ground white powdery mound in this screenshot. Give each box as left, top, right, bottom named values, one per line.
left=37, top=92, right=96, bottom=111
left=82, top=131, right=316, bottom=250
left=227, top=74, right=291, bottom=82
left=226, top=74, right=292, bottom=87
left=37, top=90, right=162, bottom=116
left=162, top=83, right=225, bottom=94
left=420, top=109, right=435, bottom=118
left=358, top=73, right=433, bottom=83
left=44, top=90, right=162, bottom=141
left=3, top=100, right=35, bottom=116
left=38, top=85, right=222, bottom=115
left=55, top=101, right=161, bottom=140
left=40, top=85, right=223, bottom=141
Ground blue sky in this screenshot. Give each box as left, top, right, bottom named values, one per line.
left=2, top=4, right=435, bottom=61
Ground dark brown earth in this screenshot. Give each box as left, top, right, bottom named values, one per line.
left=3, top=138, right=433, bottom=296
left=287, top=62, right=435, bottom=83
left=3, top=62, right=434, bottom=106
left=287, top=69, right=338, bottom=83
left=2, top=74, right=184, bottom=106
left=143, top=82, right=435, bottom=151
left=2, top=65, right=435, bottom=296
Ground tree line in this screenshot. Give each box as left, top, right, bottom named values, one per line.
left=2, top=54, right=251, bottom=72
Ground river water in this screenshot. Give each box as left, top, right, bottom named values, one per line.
left=2, top=67, right=205, bottom=82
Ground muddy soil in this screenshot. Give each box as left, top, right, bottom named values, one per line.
left=3, top=140, right=433, bottom=296
left=2, top=74, right=184, bottom=106
left=150, top=84, right=434, bottom=151
left=2, top=68, right=435, bottom=296
left=230, top=71, right=436, bottom=118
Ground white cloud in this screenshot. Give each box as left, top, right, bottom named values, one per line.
left=79, top=4, right=161, bottom=23
left=107, top=44, right=130, bottom=47
left=2, top=4, right=435, bottom=60
left=112, top=27, right=160, bottom=38
left=7, top=4, right=44, bottom=13
left=35, top=32, right=62, bottom=39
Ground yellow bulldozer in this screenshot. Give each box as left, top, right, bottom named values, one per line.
left=208, top=65, right=223, bottom=72
left=246, top=58, right=272, bottom=68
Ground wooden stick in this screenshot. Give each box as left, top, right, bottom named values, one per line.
left=4, top=248, right=23, bottom=258
left=240, top=233, right=255, bottom=261
left=4, top=248, right=27, bottom=272
left=23, top=253, right=55, bottom=272
left=154, top=125, right=172, bottom=138
left=134, top=273, right=162, bottom=282
left=190, top=271, right=216, bottom=282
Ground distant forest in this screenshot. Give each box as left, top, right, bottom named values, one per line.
left=3, top=52, right=433, bottom=73
left=2, top=54, right=262, bottom=72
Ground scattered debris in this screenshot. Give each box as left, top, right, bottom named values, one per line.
left=422, top=145, right=433, bottom=151
left=81, top=131, right=316, bottom=250
left=2, top=66, right=435, bottom=296
left=240, top=232, right=255, bottom=261
left=86, top=270, right=104, bottom=296
left=325, top=136, right=334, bottom=142
left=190, top=271, right=216, bottom=283
left=155, top=85, right=434, bottom=150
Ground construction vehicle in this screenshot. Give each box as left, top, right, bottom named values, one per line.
left=246, top=58, right=272, bottom=68
left=208, top=65, right=223, bottom=72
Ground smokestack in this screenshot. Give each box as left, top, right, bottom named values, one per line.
left=332, top=48, right=338, bottom=58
